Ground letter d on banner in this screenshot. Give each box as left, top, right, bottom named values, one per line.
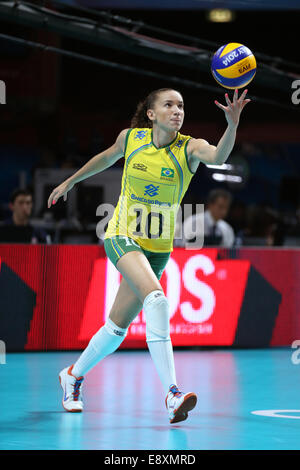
left=0, top=340, right=6, bottom=364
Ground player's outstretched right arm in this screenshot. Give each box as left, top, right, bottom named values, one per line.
left=47, top=128, right=130, bottom=208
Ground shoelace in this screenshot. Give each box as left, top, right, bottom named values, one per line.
left=72, top=378, right=84, bottom=401
left=169, top=385, right=183, bottom=398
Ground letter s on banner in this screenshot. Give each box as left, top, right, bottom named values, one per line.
left=164, top=257, right=181, bottom=320
left=180, top=254, right=216, bottom=323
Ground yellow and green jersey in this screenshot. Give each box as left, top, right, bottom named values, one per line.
left=104, top=128, right=196, bottom=252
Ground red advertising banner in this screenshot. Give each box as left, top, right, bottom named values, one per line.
left=0, top=245, right=297, bottom=350
left=78, top=249, right=250, bottom=346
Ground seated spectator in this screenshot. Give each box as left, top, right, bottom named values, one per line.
left=183, top=189, right=235, bottom=248
left=0, top=188, right=51, bottom=244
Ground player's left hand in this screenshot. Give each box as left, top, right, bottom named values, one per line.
left=214, top=89, right=251, bottom=128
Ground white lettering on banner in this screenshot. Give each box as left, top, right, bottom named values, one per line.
left=181, top=255, right=216, bottom=323
left=130, top=324, right=146, bottom=335
left=104, top=254, right=216, bottom=326
left=164, top=257, right=180, bottom=320
left=217, top=269, right=227, bottom=280
left=172, top=323, right=213, bottom=334
left=130, top=323, right=213, bottom=336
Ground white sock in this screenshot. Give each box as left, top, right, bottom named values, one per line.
left=147, top=339, right=177, bottom=395
left=144, top=290, right=177, bottom=395
left=72, top=318, right=127, bottom=377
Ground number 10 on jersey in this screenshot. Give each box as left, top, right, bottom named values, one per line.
left=132, top=208, right=167, bottom=239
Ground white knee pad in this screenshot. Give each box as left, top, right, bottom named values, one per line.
left=143, top=290, right=170, bottom=342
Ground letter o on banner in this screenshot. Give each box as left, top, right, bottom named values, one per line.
left=251, top=410, right=300, bottom=419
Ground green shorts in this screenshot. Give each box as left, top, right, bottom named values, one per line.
left=104, top=236, right=170, bottom=280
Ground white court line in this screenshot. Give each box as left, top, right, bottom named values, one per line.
left=252, top=410, right=300, bottom=419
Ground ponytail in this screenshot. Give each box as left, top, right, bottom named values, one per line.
left=130, top=88, right=180, bottom=129
left=130, top=99, right=151, bottom=128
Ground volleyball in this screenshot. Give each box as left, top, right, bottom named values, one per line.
left=211, top=42, right=256, bottom=89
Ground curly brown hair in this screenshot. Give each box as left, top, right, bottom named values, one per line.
left=130, top=88, right=181, bottom=128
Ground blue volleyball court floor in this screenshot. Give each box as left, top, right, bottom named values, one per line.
left=0, top=348, right=299, bottom=450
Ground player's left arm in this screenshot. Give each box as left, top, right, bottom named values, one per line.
left=187, top=89, right=251, bottom=166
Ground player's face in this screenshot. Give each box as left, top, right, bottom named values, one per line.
left=148, top=90, right=184, bottom=131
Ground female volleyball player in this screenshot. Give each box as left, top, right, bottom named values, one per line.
left=48, top=87, right=250, bottom=423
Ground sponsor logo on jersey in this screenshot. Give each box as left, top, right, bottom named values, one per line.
left=144, top=184, right=160, bottom=197
left=130, top=193, right=171, bottom=207
left=175, top=139, right=184, bottom=148
left=161, top=168, right=174, bottom=178
left=134, top=130, right=147, bottom=140
left=133, top=163, right=147, bottom=172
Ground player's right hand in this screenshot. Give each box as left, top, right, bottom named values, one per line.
left=47, top=179, right=75, bottom=209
